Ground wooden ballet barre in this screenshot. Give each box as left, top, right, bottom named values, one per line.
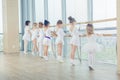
left=63, top=34, right=117, bottom=37
left=52, top=34, right=117, bottom=38
left=50, top=18, right=117, bottom=27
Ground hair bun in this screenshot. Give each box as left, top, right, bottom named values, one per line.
left=68, top=16, right=73, bottom=21
left=44, top=20, right=50, bottom=26
left=57, top=20, right=63, bottom=24
left=68, top=16, right=76, bottom=23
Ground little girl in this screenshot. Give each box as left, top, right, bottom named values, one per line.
left=37, top=22, right=44, bottom=57
left=52, top=20, right=65, bottom=62
left=82, top=24, right=112, bottom=70
left=31, top=23, right=39, bottom=55
left=68, top=16, right=81, bottom=65
left=43, top=20, right=51, bottom=61
left=23, top=20, right=31, bottom=54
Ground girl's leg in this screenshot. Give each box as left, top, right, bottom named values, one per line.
left=43, top=45, right=46, bottom=56
left=70, top=45, right=73, bottom=59
left=39, top=43, right=43, bottom=57
left=57, top=43, right=64, bottom=62
left=57, top=43, right=62, bottom=56
left=43, top=45, right=49, bottom=60
left=70, top=45, right=77, bottom=65
left=88, top=51, right=95, bottom=70
left=24, top=40, right=28, bottom=54
left=70, top=45, right=77, bottom=60
left=32, top=40, right=35, bottom=55
left=46, top=46, right=48, bottom=56
left=34, top=39, right=39, bottom=53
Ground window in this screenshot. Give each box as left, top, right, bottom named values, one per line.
left=93, top=0, right=116, bottom=20
left=93, top=0, right=116, bottom=34
left=48, top=0, right=62, bottom=25
left=66, top=0, right=88, bottom=23
left=35, top=0, right=44, bottom=22
left=91, top=0, right=117, bottom=64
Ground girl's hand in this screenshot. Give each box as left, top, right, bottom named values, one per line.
left=65, top=35, right=71, bottom=37
left=79, top=34, right=86, bottom=37
left=51, top=31, right=57, bottom=37
left=96, top=34, right=103, bottom=36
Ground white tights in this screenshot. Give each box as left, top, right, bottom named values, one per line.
left=38, top=42, right=43, bottom=56
left=24, top=40, right=28, bottom=53
left=88, top=51, right=95, bottom=67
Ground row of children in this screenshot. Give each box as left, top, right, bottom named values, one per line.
left=23, top=16, right=113, bottom=70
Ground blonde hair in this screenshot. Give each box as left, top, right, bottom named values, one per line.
left=32, top=23, right=38, bottom=29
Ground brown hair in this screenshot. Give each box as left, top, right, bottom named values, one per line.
left=68, top=16, right=76, bottom=23
left=87, top=24, right=93, bottom=27
left=86, top=24, right=94, bottom=35
left=32, top=22, right=38, bottom=29
left=39, top=22, right=43, bottom=28
left=39, top=22, right=43, bottom=25
left=57, top=20, right=63, bottom=24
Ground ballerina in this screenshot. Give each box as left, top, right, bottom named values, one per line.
left=31, top=23, right=39, bottom=55
left=43, top=20, right=51, bottom=61
left=68, top=16, right=81, bottom=66
left=52, top=20, right=65, bottom=63
left=81, top=24, right=112, bottom=70
left=37, top=22, right=44, bottom=57
left=23, top=20, right=31, bottom=54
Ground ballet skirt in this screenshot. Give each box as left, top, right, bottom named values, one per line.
left=37, top=28, right=45, bottom=43
left=55, top=28, right=65, bottom=45
left=31, top=29, right=38, bottom=40
left=82, top=34, right=103, bottom=53
left=43, top=28, right=51, bottom=46
left=23, top=26, right=31, bottom=41
left=69, top=27, right=80, bottom=46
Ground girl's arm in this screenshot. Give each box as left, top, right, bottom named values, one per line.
left=64, top=34, right=72, bottom=37
left=96, top=34, right=113, bottom=36
left=51, top=31, right=57, bottom=37
left=79, top=34, right=87, bottom=37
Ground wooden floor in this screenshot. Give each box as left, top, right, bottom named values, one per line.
left=0, top=52, right=120, bottom=80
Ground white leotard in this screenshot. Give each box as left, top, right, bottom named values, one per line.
left=31, top=29, right=38, bottom=40
left=55, top=28, right=65, bottom=45
left=23, top=26, right=31, bottom=41
left=43, top=28, right=51, bottom=46
left=37, top=28, right=45, bottom=43
left=82, top=34, right=103, bottom=53
left=69, top=27, right=80, bottom=46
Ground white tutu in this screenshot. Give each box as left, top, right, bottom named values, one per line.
left=43, top=38, right=51, bottom=46
left=69, top=27, right=80, bottom=46
left=38, top=38, right=44, bottom=44
left=31, top=36, right=37, bottom=41
left=55, top=38, right=64, bottom=45
left=82, top=34, right=103, bottom=53
left=70, top=38, right=80, bottom=46
left=82, top=42, right=103, bottom=53
left=55, top=28, right=65, bottom=45
left=23, top=26, right=31, bottom=41
left=37, top=28, right=44, bottom=43
left=31, top=29, right=38, bottom=41
left=43, top=28, right=51, bottom=46
left=23, top=34, right=31, bottom=41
